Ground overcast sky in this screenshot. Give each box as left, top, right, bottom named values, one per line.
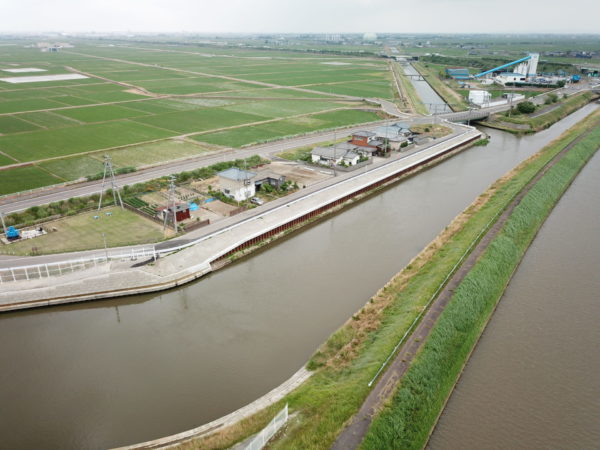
left=2, top=0, right=599, bottom=34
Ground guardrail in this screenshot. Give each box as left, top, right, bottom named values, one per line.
left=0, top=246, right=157, bottom=284
left=0, top=125, right=479, bottom=285
left=244, top=404, right=288, bottom=450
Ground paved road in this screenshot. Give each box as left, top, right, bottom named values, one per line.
left=0, top=119, right=411, bottom=214
left=0, top=122, right=468, bottom=269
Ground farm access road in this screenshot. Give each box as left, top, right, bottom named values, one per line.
left=0, top=121, right=469, bottom=273
left=0, top=115, right=416, bottom=215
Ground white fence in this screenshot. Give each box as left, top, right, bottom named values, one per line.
left=0, top=245, right=157, bottom=283
left=244, top=404, right=288, bottom=450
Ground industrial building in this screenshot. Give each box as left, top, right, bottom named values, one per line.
left=446, top=68, right=470, bottom=79
left=447, top=53, right=542, bottom=85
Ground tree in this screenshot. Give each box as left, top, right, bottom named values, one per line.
left=517, top=101, right=536, bottom=114
left=557, top=80, right=566, bottom=88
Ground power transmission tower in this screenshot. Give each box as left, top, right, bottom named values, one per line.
left=97, top=155, right=124, bottom=211
left=164, top=175, right=178, bottom=234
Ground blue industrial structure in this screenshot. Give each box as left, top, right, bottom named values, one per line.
left=446, top=54, right=540, bottom=81
left=446, top=68, right=470, bottom=79
left=473, top=55, right=533, bottom=78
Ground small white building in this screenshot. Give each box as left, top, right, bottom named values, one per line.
left=217, top=167, right=256, bottom=202
left=468, top=90, right=492, bottom=106
left=495, top=72, right=527, bottom=85
left=469, top=90, right=525, bottom=108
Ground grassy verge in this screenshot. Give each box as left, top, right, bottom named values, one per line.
left=1, top=206, right=165, bottom=256
left=361, top=122, right=600, bottom=449
left=412, top=63, right=469, bottom=112
left=393, top=63, right=428, bottom=115
left=177, top=113, right=599, bottom=450
left=409, top=124, right=452, bottom=138
left=484, top=91, right=598, bottom=134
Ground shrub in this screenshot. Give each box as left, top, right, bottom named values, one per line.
left=517, top=101, right=536, bottom=114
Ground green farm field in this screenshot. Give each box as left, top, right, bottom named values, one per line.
left=0, top=165, right=63, bottom=195
left=195, top=109, right=382, bottom=147
left=0, top=41, right=395, bottom=196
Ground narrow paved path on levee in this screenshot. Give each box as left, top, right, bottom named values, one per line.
left=331, top=126, right=597, bottom=450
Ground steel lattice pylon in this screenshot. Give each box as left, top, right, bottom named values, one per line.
left=97, top=154, right=124, bottom=211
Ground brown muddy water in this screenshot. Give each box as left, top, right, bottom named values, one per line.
left=427, top=131, right=600, bottom=450
left=0, top=104, right=597, bottom=449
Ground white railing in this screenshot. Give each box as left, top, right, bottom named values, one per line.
left=244, top=404, right=288, bottom=450
left=0, top=245, right=157, bottom=284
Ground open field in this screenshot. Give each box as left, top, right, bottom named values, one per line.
left=195, top=109, right=382, bottom=147
left=0, top=165, right=63, bottom=195
left=0, top=42, right=396, bottom=196
left=1, top=206, right=164, bottom=255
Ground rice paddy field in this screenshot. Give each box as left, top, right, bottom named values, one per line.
left=0, top=41, right=391, bottom=195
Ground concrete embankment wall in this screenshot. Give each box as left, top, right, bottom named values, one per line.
left=0, top=129, right=481, bottom=313
left=214, top=134, right=481, bottom=263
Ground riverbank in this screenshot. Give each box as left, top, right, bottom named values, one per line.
left=167, top=111, right=599, bottom=449
left=412, top=62, right=469, bottom=112
left=428, top=143, right=600, bottom=450
left=482, top=91, right=598, bottom=134
left=0, top=128, right=480, bottom=312
left=360, top=111, right=600, bottom=449
left=391, top=62, right=428, bottom=115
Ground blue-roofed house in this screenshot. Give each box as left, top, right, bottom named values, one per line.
left=446, top=67, right=471, bottom=79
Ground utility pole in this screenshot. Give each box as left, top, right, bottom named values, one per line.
left=97, top=154, right=124, bottom=211
left=102, top=232, right=109, bottom=261
left=0, top=211, right=6, bottom=237
left=168, top=175, right=178, bottom=234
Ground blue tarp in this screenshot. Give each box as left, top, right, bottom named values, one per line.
left=204, top=198, right=215, bottom=204
left=188, top=202, right=199, bottom=211
left=6, top=226, right=19, bottom=238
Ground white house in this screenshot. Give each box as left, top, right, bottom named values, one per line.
left=311, top=143, right=360, bottom=166
left=217, top=167, right=256, bottom=202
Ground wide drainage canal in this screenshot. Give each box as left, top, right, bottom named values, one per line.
left=427, top=127, right=600, bottom=450
left=0, top=104, right=597, bottom=449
